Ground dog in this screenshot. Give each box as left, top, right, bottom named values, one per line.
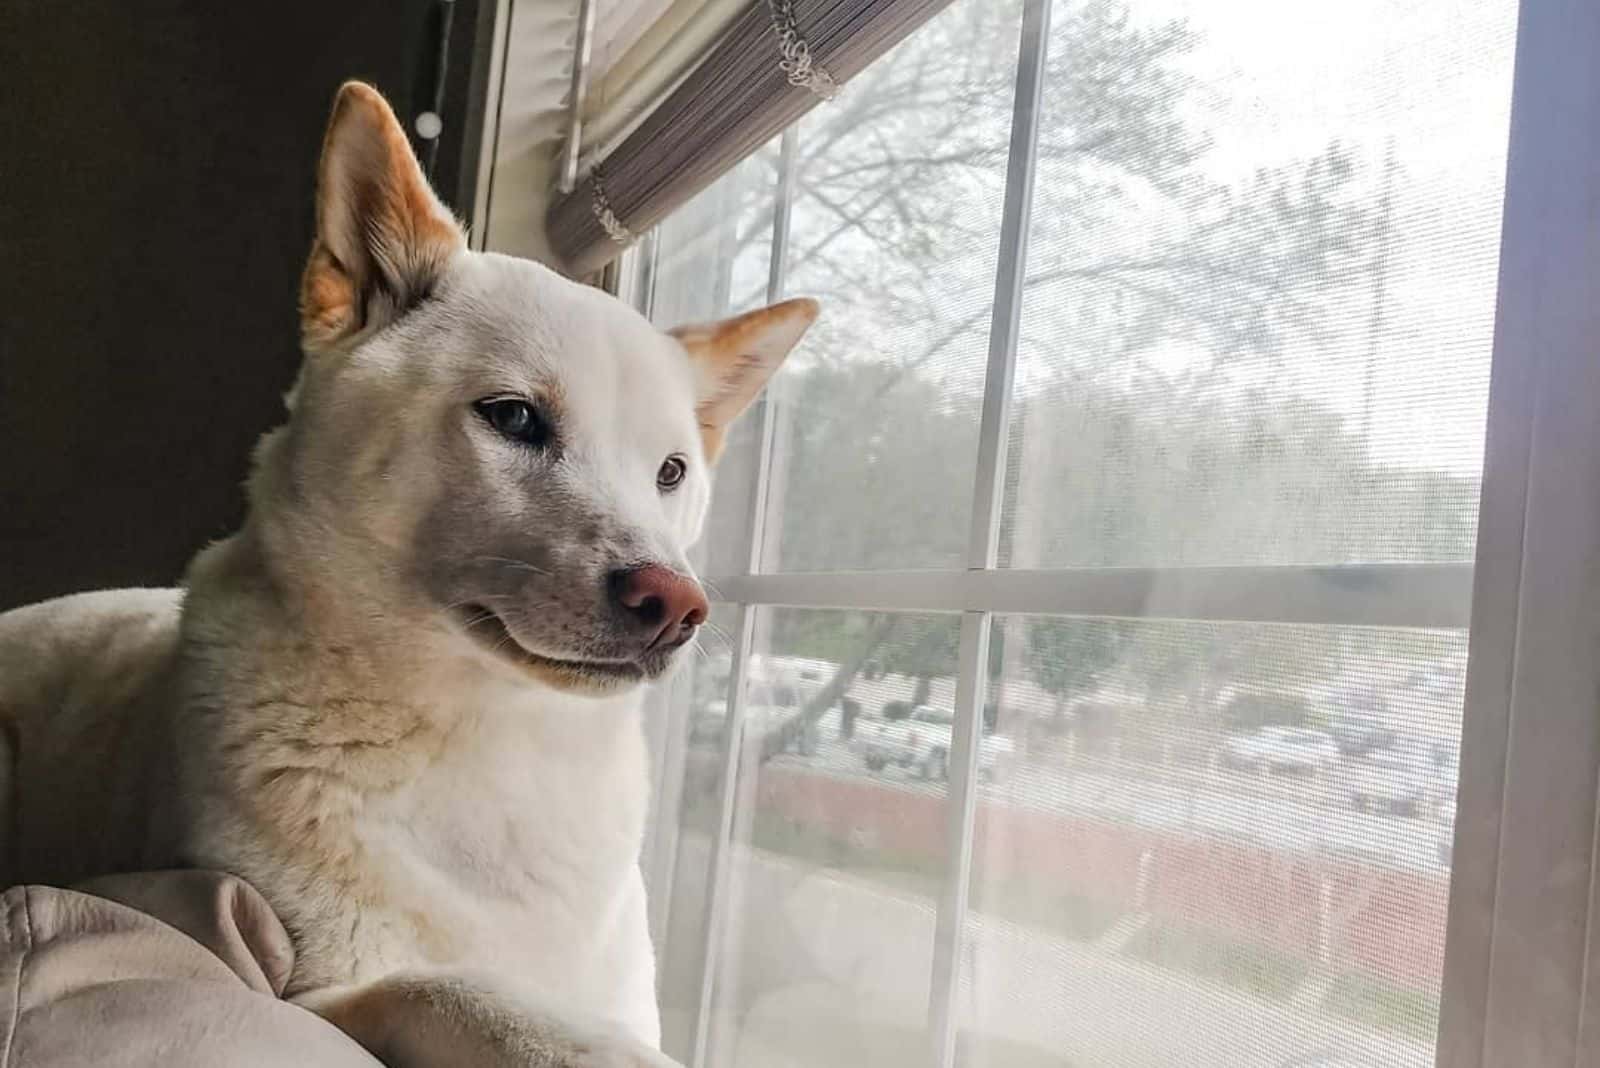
left=0, top=81, right=816, bottom=1066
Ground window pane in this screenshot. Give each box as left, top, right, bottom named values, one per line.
left=703, top=609, right=959, bottom=1067
left=1001, top=0, right=1516, bottom=568
left=655, top=0, right=1023, bottom=574
left=960, top=615, right=1465, bottom=1066
left=648, top=144, right=776, bottom=326
left=636, top=0, right=1514, bottom=1063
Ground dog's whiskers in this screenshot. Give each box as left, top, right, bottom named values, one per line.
left=439, top=592, right=512, bottom=614
left=471, top=555, right=553, bottom=577
left=702, top=621, right=734, bottom=653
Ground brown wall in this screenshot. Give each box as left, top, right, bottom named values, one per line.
left=0, top=0, right=494, bottom=608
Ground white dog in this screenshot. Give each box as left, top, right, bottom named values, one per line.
left=0, top=81, right=816, bottom=1066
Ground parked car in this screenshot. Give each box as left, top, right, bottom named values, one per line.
left=1327, top=685, right=1395, bottom=757
left=1345, top=744, right=1432, bottom=817
left=860, top=705, right=1015, bottom=781
left=690, top=681, right=812, bottom=752
left=1388, top=663, right=1467, bottom=727
left=1401, top=664, right=1466, bottom=706
left=1330, top=711, right=1395, bottom=759
left=1217, top=689, right=1313, bottom=733
left=1426, top=737, right=1461, bottom=809
left=1221, top=726, right=1339, bottom=775
left=691, top=697, right=783, bottom=750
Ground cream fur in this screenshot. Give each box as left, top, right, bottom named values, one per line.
left=0, top=82, right=816, bottom=1067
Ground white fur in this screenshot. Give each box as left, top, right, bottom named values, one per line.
left=175, top=250, right=719, bottom=1043
left=0, top=83, right=814, bottom=1066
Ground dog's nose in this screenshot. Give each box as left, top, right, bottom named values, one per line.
left=609, top=564, right=709, bottom=650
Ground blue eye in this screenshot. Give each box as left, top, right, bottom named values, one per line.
left=657, top=455, right=687, bottom=492
left=476, top=398, right=549, bottom=447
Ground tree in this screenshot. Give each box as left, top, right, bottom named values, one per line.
left=659, top=0, right=1462, bottom=758
left=890, top=618, right=962, bottom=707
left=1025, top=618, right=1127, bottom=715
left=767, top=361, right=977, bottom=573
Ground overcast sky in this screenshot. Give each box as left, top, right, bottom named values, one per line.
left=1122, top=0, right=1519, bottom=473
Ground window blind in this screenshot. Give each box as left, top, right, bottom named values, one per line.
left=546, top=0, right=958, bottom=277
left=579, top=0, right=749, bottom=169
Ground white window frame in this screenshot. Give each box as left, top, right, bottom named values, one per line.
left=627, top=0, right=1600, bottom=1063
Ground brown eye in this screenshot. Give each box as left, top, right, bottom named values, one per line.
left=657, top=455, right=687, bottom=492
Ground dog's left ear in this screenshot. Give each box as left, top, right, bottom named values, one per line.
left=671, top=298, right=820, bottom=462
left=300, top=81, right=466, bottom=353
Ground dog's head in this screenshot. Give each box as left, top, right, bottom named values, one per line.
left=260, top=83, right=815, bottom=695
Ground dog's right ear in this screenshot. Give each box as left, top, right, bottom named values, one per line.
left=299, top=82, right=466, bottom=353
left=672, top=298, right=819, bottom=462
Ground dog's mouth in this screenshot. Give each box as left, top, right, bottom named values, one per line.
left=455, top=605, right=649, bottom=687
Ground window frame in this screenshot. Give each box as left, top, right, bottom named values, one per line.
left=1434, top=0, right=1600, bottom=1062
left=624, top=0, right=1600, bottom=1063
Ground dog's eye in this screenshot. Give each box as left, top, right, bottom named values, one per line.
left=475, top=399, right=549, bottom=447
left=657, top=455, right=688, bottom=492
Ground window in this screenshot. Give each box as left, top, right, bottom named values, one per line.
left=620, top=0, right=1600, bottom=1065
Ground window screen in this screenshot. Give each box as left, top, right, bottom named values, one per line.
left=629, top=0, right=1516, bottom=1064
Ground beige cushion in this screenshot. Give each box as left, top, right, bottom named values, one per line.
left=0, top=871, right=379, bottom=1067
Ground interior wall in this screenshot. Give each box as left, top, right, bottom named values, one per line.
left=0, top=0, right=494, bottom=609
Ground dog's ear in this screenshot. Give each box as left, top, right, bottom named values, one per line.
left=671, top=298, right=819, bottom=462
left=299, top=82, right=466, bottom=353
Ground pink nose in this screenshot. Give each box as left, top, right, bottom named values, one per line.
left=610, top=564, right=709, bottom=650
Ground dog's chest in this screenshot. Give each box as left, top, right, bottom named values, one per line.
left=350, top=706, right=650, bottom=982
